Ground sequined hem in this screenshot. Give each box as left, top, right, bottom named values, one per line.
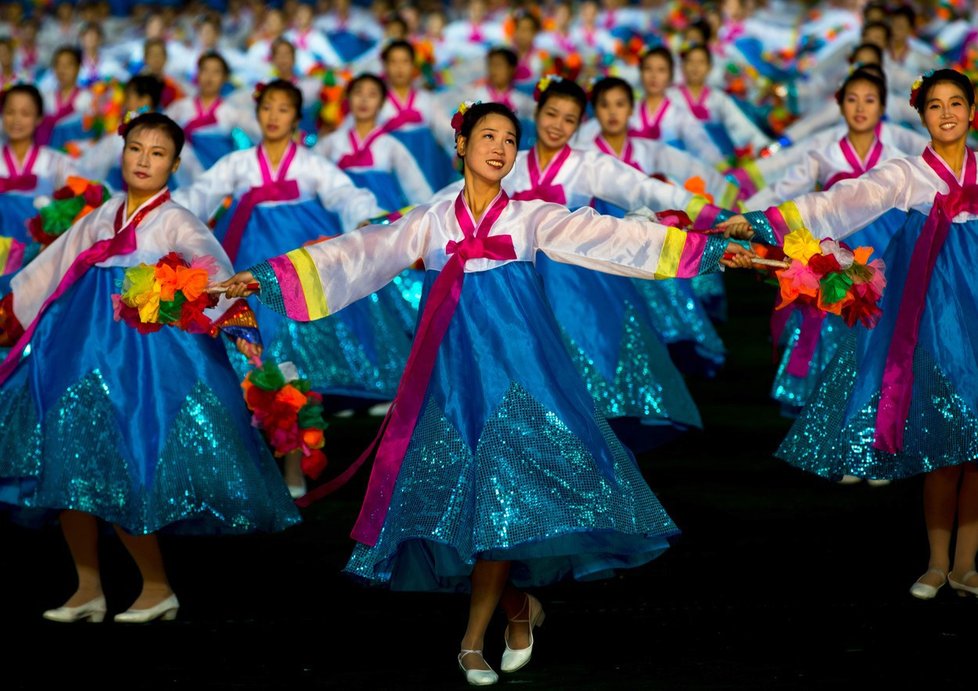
left=701, top=235, right=729, bottom=275
left=771, top=314, right=849, bottom=413
left=777, top=337, right=978, bottom=480
left=0, top=371, right=301, bottom=535
left=690, top=274, right=728, bottom=322
left=745, top=210, right=777, bottom=246
left=561, top=302, right=702, bottom=427
left=344, top=384, right=679, bottom=591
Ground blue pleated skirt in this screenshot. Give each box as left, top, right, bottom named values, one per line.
left=535, top=254, right=702, bottom=429
left=0, top=267, right=301, bottom=535
left=387, top=126, right=460, bottom=193
left=345, top=263, right=679, bottom=591
left=213, top=197, right=412, bottom=401
left=778, top=211, right=978, bottom=480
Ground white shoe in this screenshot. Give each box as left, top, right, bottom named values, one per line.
left=866, top=479, right=891, bottom=487
left=948, top=571, right=978, bottom=598
left=333, top=409, right=355, bottom=418
left=367, top=402, right=392, bottom=417
left=837, top=475, right=862, bottom=485
left=458, top=649, right=498, bottom=686
left=500, top=593, right=545, bottom=673
left=909, top=568, right=947, bottom=600
left=287, top=480, right=307, bottom=499
left=114, top=593, right=180, bottom=623
left=42, top=595, right=107, bottom=623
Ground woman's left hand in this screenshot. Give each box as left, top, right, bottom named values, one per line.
left=720, top=242, right=756, bottom=269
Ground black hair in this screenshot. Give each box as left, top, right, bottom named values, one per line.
left=487, top=47, right=518, bottom=69
left=680, top=43, right=712, bottom=67
left=79, top=21, right=103, bottom=39
left=536, top=77, right=587, bottom=117
left=456, top=101, right=522, bottom=154
left=271, top=37, right=296, bottom=58
left=381, top=39, right=415, bottom=63
left=125, top=74, right=164, bottom=109
left=860, top=20, right=891, bottom=42
left=0, top=36, right=13, bottom=50
left=514, top=10, right=542, bottom=33
left=913, top=68, right=976, bottom=113
left=836, top=67, right=888, bottom=108
left=849, top=42, right=884, bottom=66
left=0, top=83, right=43, bottom=117
left=255, top=78, right=303, bottom=120
left=590, top=76, right=634, bottom=109
left=144, top=37, right=167, bottom=57
left=197, top=50, right=230, bottom=77
left=640, top=45, right=674, bottom=75
left=891, top=4, right=916, bottom=26
left=346, top=73, right=387, bottom=102
left=862, top=1, right=887, bottom=18
left=124, top=111, right=185, bottom=159
left=687, top=18, right=712, bottom=43
left=383, top=13, right=408, bottom=35
left=52, top=44, right=82, bottom=67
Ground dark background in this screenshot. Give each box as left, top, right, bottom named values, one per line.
left=2, top=270, right=975, bottom=690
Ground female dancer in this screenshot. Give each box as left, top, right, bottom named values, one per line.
left=719, top=69, right=978, bottom=600
left=37, top=46, right=95, bottom=151
left=0, top=113, right=299, bottom=623
left=214, top=101, right=749, bottom=685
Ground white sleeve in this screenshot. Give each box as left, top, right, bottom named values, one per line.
left=310, top=155, right=385, bottom=230
left=581, top=151, right=694, bottom=211
left=747, top=151, right=820, bottom=209
left=170, top=154, right=237, bottom=220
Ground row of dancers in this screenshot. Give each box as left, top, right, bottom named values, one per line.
left=0, top=2, right=975, bottom=687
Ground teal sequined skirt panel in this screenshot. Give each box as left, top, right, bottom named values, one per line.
left=771, top=312, right=849, bottom=416
left=344, top=263, right=679, bottom=592
left=0, top=268, right=301, bottom=535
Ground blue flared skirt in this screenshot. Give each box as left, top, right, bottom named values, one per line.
left=387, top=126, right=460, bottom=193
left=345, top=263, right=679, bottom=592
left=778, top=211, right=978, bottom=480
left=0, top=180, right=55, bottom=245
left=770, top=209, right=905, bottom=415
left=189, top=131, right=237, bottom=170
left=534, top=254, right=702, bottom=429
left=0, top=267, right=301, bottom=535
left=213, top=197, right=412, bottom=400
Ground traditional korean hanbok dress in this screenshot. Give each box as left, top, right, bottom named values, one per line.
left=165, top=95, right=260, bottom=170
left=582, top=134, right=732, bottom=376
left=669, top=84, right=770, bottom=160
left=173, top=143, right=411, bottom=403
left=36, top=86, right=95, bottom=151
left=247, top=190, right=732, bottom=590
left=0, top=189, right=300, bottom=534
left=377, top=88, right=459, bottom=192
left=747, top=133, right=906, bottom=415
left=436, top=146, right=734, bottom=428
left=0, top=143, right=78, bottom=274
left=751, top=147, right=978, bottom=479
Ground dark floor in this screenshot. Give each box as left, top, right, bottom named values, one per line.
left=3, top=271, right=976, bottom=690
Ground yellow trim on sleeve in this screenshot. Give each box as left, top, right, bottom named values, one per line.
left=685, top=196, right=707, bottom=222
left=287, top=248, right=330, bottom=319
left=654, top=226, right=686, bottom=279
left=779, top=201, right=806, bottom=233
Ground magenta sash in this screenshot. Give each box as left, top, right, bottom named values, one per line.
left=511, top=145, right=571, bottom=204
left=0, top=145, right=39, bottom=192
left=594, top=136, right=642, bottom=172
left=515, top=57, right=532, bottom=82
left=298, top=192, right=517, bottom=547
left=183, top=97, right=222, bottom=140
left=824, top=135, right=883, bottom=190
left=873, top=147, right=978, bottom=452
left=36, top=88, right=78, bottom=146
left=222, top=144, right=300, bottom=263
left=337, top=126, right=387, bottom=169
left=0, top=191, right=170, bottom=387
left=678, top=85, right=710, bottom=122
left=632, top=99, right=670, bottom=140
left=385, top=90, right=424, bottom=131
left=469, top=23, right=485, bottom=43
left=487, top=86, right=515, bottom=113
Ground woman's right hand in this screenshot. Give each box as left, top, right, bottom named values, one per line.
left=209, top=270, right=257, bottom=298
left=715, top=214, right=755, bottom=240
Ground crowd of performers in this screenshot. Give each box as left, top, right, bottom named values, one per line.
left=0, top=0, right=976, bottom=685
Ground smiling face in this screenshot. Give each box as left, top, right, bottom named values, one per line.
left=640, top=54, right=672, bottom=97
left=595, top=85, right=633, bottom=138
left=257, top=88, right=299, bottom=143
left=2, top=92, right=41, bottom=143
left=457, top=112, right=518, bottom=184
left=535, top=94, right=582, bottom=150
left=121, top=125, right=179, bottom=196
left=841, top=79, right=883, bottom=136
left=921, top=81, right=975, bottom=146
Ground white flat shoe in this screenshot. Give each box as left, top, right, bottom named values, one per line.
left=287, top=481, right=307, bottom=499
left=948, top=571, right=978, bottom=598
left=837, top=475, right=862, bottom=485
left=909, top=568, right=947, bottom=600
left=42, top=595, right=107, bottom=623
left=500, top=593, right=545, bottom=673
left=367, top=402, right=392, bottom=417
left=866, top=478, right=891, bottom=487
left=458, top=649, right=498, bottom=686
left=114, top=594, right=180, bottom=623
